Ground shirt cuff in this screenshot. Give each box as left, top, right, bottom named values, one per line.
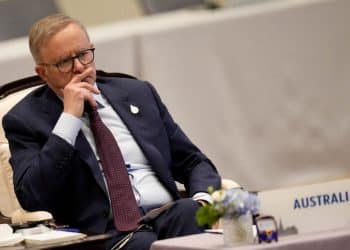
left=192, top=192, right=213, bottom=204
left=52, top=113, right=83, bottom=145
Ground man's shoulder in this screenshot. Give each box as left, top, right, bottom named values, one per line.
left=96, top=71, right=138, bottom=81
left=4, top=85, right=48, bottom=117
left=97, top=74, right=150, bottom=90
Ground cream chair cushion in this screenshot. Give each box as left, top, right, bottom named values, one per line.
left=0, top=143, right=17, bottom=217
left=0, top=143, right=52, bottom=224
left=221, top=178, right=240, bottom=190
left=0, top=85, right=52, bottom=224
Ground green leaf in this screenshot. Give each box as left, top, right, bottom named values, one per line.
left=207, top=186, right=214, bottom=194
left=195, top=204, right=221, bottom=227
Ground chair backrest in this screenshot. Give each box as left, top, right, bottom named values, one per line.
left=0, top=77, right=44, bottom=143
left=0, top=76, right=43, bottom=218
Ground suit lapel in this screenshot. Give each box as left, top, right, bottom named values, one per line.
left=75, top=131, right=108, bottom=196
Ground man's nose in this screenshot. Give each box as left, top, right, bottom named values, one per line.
left=72, top=58, right=85, bottom=73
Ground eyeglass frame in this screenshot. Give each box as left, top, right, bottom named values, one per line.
left=38, top=48, right=95, bottom=73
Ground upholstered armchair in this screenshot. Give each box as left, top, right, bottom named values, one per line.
left=0, top=71, right=240, bottom=225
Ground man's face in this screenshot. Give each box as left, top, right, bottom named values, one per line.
left=35, top=23, right=96, bottom=97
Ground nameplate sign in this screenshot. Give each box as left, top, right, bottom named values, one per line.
left=258, top=178, right=350, bottom=234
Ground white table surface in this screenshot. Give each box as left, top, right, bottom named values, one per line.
left=151, top=228, right=350, bottom=250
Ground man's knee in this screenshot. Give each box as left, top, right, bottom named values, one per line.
left=173, top=198, right=200, bottom=217
left=153, top=198, right=203, bottom=238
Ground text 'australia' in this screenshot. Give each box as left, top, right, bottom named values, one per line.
left=293, top=191, right=350, bottom=209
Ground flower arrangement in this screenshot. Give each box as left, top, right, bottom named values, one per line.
left=196, top=187, right=259, bottom=227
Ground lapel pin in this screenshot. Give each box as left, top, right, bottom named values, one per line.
left=130, top=104, right=139, bottom=114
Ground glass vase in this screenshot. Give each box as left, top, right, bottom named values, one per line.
left=222, top=212, right=254, bottom=247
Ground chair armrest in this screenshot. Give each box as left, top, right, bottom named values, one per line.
left=1, top=143, right=53, bottom=225
left=0, top=211, right=11, bottom=224
left=10, top=209, right=53, bottom=225
left=221, top=178, right=241, bottom=190
left=178, top=178, right=241, bottom=198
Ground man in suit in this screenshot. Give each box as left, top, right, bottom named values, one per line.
left=3, top=14, right=221, bottom=249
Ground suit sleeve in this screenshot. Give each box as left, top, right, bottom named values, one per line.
left=3, top=112, right=75, bottom=212
left=145, top=82, right=222, bottom=196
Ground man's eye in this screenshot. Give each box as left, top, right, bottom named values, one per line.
left=57, top=58, right=71, bottom=66
left=79, top=51, right=89, bottom=58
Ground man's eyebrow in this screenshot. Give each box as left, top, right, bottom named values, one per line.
left=77, top=48, right=92, bottom=54
left=56, top=54, right=72, bottom=63
left=56, top=48, right=90, bottom=63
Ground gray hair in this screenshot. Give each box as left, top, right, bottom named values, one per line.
left=29, top=14, right=90, bottom=63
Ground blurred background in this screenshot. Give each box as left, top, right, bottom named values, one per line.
left=0, top=0, right=349, bottom=191
left=0, top=0, right=274, bottom=41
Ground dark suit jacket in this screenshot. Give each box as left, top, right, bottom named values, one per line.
left=3, top=75, right=221, bottom=234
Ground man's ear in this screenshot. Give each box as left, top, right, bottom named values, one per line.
left=35, top=65, right=48, bottom=81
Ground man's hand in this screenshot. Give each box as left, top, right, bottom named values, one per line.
left=196, top=200, right=209, bottom=207
left=62, top=68, right=100, bottom=117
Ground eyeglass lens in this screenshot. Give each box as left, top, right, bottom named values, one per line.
left=57, top=49, right=94, bottom=73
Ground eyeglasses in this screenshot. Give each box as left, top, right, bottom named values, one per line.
left=39, top=48, right=95, bottom=73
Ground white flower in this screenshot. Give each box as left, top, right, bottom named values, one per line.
left=211, top=190, right=226, bottom=202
